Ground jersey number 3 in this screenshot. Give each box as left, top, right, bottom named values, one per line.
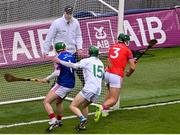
left=110, top=47, right=121, bottom=59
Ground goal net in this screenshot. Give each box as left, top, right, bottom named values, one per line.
left=0, top=0, right=122, bottom=106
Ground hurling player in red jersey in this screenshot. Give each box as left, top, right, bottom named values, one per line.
left=94, top=33, right=136, bottom=122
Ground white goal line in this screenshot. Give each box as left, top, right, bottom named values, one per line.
left=1, top=100, right=180, bottom=129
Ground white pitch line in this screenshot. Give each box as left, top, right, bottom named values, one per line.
left=1, top=100, right=180, bottom=129
left=120, top=100, right=180, bottom=110
left=0, top=112, right=95, bottom=129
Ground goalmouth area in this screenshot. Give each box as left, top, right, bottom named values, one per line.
left=0, top=0, right=180, bottom=133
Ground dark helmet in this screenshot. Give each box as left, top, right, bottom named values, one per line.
left=118, top=33, right=130, bottom=43
left=89, top=45, right=99, bottom=57
left=55, top=42, right=66, bottom=52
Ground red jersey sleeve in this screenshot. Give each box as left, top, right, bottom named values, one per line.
left=127, top=49, right=133, bottom=60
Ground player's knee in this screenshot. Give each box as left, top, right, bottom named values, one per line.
left=43, top=99, right=46, bottom=106
left=43, top=98, right=50, bottom=106
left=56, top=98, right=62, bottom=104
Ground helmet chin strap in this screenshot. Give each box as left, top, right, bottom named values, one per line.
left=125, top=41, right=129, bottom=46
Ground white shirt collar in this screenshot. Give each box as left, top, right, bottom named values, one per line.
left=62, top=15, right=73, bottom=24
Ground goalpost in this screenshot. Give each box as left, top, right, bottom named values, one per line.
left=113, top=0, right=125, bottom=109
left=0, top=0, right=124, bottom=110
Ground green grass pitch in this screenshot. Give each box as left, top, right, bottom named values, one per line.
left=0, top=47, right=180, bottom=133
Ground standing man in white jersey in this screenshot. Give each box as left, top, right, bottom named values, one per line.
left=43, top=5, right=84, bottom=85
left=51, top=46, right=104, bottom=131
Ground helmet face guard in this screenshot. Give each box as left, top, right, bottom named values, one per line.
left=118, top=33, right=130, bottom=46
left=55, top=42, right=66, bottom=52
left=88, top=45, right=99, bottom=57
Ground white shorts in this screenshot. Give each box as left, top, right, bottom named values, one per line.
left=104, top=72, right=123, bottom=88
left=51, top=83, right=72, bottom=99
left=80, top=89, right=99, bottom=103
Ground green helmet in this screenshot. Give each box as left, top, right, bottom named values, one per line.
left=55, top=42, right=66, bottom=52
left=89, top=45, right=99, bottom=57
left=118, top=33, right=130, bottom=43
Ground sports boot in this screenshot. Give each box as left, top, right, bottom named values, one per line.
left=75, top=118, right=87, bottom=131
left=94, top=105, right=103, bottom=122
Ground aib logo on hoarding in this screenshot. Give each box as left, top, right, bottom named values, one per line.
left=87, top=20, right=115, bottom=52
left=94, top=26, right=106, bottom=40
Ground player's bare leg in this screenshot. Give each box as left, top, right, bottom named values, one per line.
left=101, top=88, right=111, bottom=117
left=103, top=87, right=120, bottom=107
left=94, top=87, right=120, bottom=122
left=44, top=91, right=58, bottom=122
left=81, top=103, right=89, bottom=118
left=70, top=93, right=88, bottom=131
left=81, top=102, right=90, bottom=130
left=43, top=91, right=60, bottom=131
left=56, top=98, right=63, bottom=127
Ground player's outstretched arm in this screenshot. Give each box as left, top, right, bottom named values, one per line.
left=51, top=57, right=79, bottom=69
left=59, top=60, right=79, bottom=69
left=37, top=70, right=59, bottom=83
left=46, top=70, right=60, bottom=80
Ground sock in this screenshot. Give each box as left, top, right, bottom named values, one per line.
left=49, top=113, right=56, bottom=123
left=49, top=113, right=56, bottom=119
left=79, top=115, right=86, bottom=122
left=57, top=114, right=63, bottom=121
left=102, top=104, right=109, bottom=110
